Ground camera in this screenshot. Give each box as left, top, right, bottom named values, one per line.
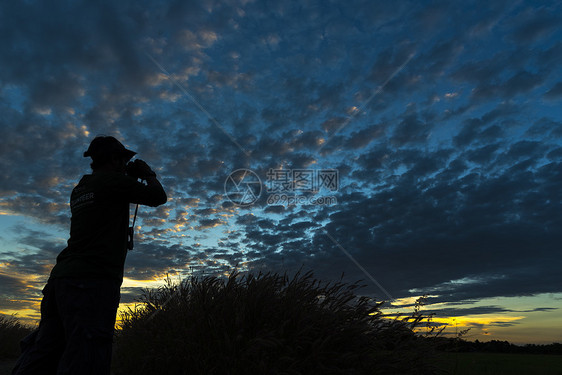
left=126, top=159, right=155, bottom=180
left=126, top=160, right=144, bottom=179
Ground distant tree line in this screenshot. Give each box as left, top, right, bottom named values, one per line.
left=434, top=337, right=562, bottom=355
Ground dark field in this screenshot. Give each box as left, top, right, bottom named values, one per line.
left=3, top=353, right=562, bottom=375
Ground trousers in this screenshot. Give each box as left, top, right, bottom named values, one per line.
left=12, top=278, right=121, bottom=375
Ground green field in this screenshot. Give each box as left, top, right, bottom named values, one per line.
left=438, top=352, right=562, bottom=375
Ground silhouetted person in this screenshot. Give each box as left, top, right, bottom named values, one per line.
left=13, top=136, right=167, bottom=375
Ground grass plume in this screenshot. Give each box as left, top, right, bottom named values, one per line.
left=0, top=315, right=34, bottom=359
left=113, top=270, right=442, bottom=374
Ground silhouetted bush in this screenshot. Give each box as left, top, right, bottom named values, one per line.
left=113, top=270, right=442, bottom=375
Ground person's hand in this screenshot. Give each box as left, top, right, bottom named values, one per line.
left=126, top=159, right=156, bottom=179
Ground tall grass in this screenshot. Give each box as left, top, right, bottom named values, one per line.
left=113, top=270, right=443, bottom=374
left=0, top=315, right=34, bottom=359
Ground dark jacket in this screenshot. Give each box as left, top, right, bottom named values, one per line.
left=49, top=170, right=167, bottom=283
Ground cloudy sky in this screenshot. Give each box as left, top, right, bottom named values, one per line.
left=1, top=0, right=561, bottom=344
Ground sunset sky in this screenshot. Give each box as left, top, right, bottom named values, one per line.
left=1, top=0, right=561, bottom=344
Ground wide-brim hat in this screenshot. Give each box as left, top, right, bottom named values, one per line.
left=83, top=136, right=136, bottom=161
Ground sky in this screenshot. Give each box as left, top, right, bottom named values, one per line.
left=1, top=0, right=561, bottom=345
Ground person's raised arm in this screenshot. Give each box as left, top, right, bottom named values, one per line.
left=143, top=174, right=167, bottom=206
left=127, top=159, right=167, bottom=207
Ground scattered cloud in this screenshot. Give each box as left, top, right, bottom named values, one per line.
left=0, top=0, right=561, bottom=341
